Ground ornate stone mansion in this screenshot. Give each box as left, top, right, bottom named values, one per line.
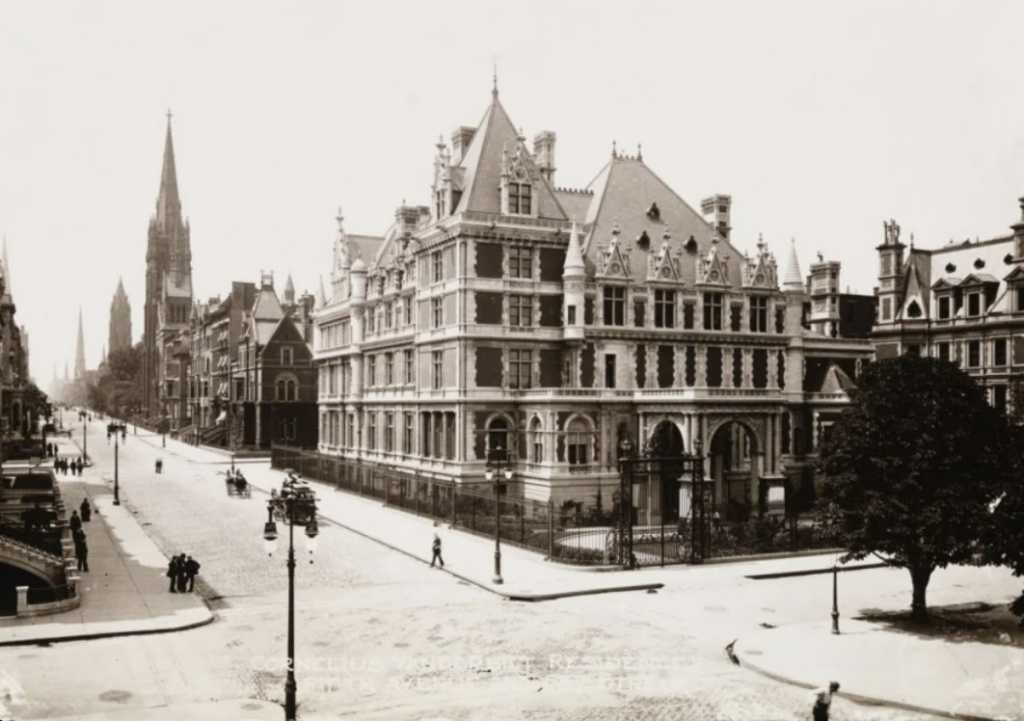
left=311, top=86, right=875, bottom=521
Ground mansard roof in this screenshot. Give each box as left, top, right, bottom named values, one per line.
left=581, top=155, right=741, bottom=286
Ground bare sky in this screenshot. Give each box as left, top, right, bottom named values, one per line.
left=3, top=1, right=1024, bottom=385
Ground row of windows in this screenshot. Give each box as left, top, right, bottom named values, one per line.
left=923, top=337, right=1013, bottom=368
left=597, top=289, right=777, bottom=332
left=323, top=349, right=447, bottom=392
left=365, top=349, right=416, bottom=387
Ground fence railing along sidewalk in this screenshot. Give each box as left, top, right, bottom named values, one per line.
left=271, top=445, right=840, bottom=567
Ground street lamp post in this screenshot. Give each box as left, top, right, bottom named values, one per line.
left=112, top=423, right=122, bottom=506
left=484, top=447, right=512, bottom=585
left=82, top=415, right=87, bottom=465
left=263, top=470, right=319, bottom=721
left=617, top=437, right=635, bottom=569
left=831, top=561, right=841, bottom=634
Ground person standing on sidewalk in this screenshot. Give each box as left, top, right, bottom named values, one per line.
left=80, top=498, right=91, bottom=522
left=810, top=681, right=840, bottom=721
left=168, top=556, right=182, bottom=593
left=69, top=510, right=82, bottom=534
left=184, top=556, right=201, bottom=592
left=75, top=532, right=89, bottom=572
left=430, top=533, right=444, bottom=568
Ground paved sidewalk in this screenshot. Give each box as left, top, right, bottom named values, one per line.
left=734, top=618, right=1024, bottom=721
left=131, top=432, right=894, bottom=597
left=0, top=434, right=212, bottom=646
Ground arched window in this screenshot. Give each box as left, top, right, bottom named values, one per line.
left=487, top=417, right=509, bottom=460
left=566, top=417, right=590, bottom=466
left=530, top=417, right=544, bottom=463
left=275, top=373, right=299, bottom=401
left=287, top=380, right=297, bottom=401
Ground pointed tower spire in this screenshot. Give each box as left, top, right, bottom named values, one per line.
left=75, top=308, right=86, bottom=379
left=315, top=275, right=327, bottom=310
left=784, top=239, right=804, bottom=292
left=492, top=63, right=499, bottom=99
left=2, top=235, right=9, bottom=299
left=563, top=218, right=585, bottom=276
left=156, top=110, right=181, bottom=229
left=284, top=273, right=295, bottom=304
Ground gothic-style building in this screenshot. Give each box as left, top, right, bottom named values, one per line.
left=872, top=199, right=1024, bottom=415
left=0, top=240, right=30, bottom=440
left=109, top=278, right=132, bottom=354
left=142, top=114, right=193, bottom=427
left=312, top=88, right=874, bottom=521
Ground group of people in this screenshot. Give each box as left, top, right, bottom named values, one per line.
left=167, top=554, right=201, bottom=593
left=54, top=456, right=85, bottom=476
left=68, top=504, right=92, bottom=572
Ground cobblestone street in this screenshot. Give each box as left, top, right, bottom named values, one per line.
left=0, top=429, right=961, bottom=720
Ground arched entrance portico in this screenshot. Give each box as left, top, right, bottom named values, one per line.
left=708, top=419, right=762, bottom=521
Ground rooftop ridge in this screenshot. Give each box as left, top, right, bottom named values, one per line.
left=554, top=187, right=594, bottom=195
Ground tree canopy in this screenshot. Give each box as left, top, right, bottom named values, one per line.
left=89, top=343, right=144, bottom=415
left=818, top=354, right=1016, bottom=621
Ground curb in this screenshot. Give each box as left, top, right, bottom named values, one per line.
left=734, top=644, right=996, bottom=721
left=745, top=562, right=890, bottom=580
left=244, top=478, right=663, bottom=602
left=0, top=610, right=215, bottom=648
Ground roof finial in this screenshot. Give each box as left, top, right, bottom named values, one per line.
left=637, top=143, right=643, bottom=162
left=612, top=140, right=617, bottom=158
left=166, top=108, right=172, bottom=126
left=492, top=63, right=498, bottom=98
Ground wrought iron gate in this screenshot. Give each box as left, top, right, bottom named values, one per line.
left=616, top=447, right=708, bottom=568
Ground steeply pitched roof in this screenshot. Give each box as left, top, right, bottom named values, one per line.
left=581, top=155, right=741, bottom=286
left=453, top=95, right=566, bottom=220
left=784, top=240, right=802, bottom=289
left=156, top=116, right=182, bottom=230
left=818, top=363, right=856, bottom=394
left=251, top=284, right=284, bottom=323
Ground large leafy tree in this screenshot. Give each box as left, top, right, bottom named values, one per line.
left=91, top=344, right=144, bottom=416
left=818, top=355, right=1015, bottom=623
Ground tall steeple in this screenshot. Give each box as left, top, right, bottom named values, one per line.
left=156, top=110, right=181, bottom=232
left=109, top=277, right=132, bottom=353
left=2, top=235, right=10, bottom=301
left=75, top=307, right=86, bottom=380
left=284, top=273, right=295, bottom=305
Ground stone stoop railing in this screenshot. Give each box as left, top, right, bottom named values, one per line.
left=15, top=580, right=80, bottom=617
left=0, top=533, right=68, bottom=584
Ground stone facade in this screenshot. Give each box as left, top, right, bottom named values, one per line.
left=312, top=89, right=875, bottom=521
left=872, top=199, right=1024, bottom=415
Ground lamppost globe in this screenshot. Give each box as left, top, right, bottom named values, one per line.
left=263, top=520, right=279, bottom=556
left=504, top=469, right=513, bottom=481
left=485, top=469, right=494, bottom=482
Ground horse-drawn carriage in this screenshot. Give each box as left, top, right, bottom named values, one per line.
left=269, top=475, right=316, bottom=524
left=224, top=469, right=251, bottom=498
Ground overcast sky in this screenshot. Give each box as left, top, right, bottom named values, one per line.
left=3, top=1, right=1024, bottom=385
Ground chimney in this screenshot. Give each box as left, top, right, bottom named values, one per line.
left=533, top=131, right=556, bottom=185
left=701, top=194, right=732, bottom=240
left=451, top=127, right=476, bottom=165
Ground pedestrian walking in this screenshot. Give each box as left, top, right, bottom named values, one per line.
left=430, top=533, right=444, bottom=568
left=184, top=556, right=201, bottom=592
left=80, top=498, right=91, bottom=522
left=69, top=510, right=82, bottom=533
left=77, top=457, right=84, bottom=475
left=810, top=681, right=840, bottom=721
left=75, top=531, right=89, bottom=572
left=167, top=555, right=182, bottom=593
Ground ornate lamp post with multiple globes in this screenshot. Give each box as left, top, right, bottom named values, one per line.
left=263, top=470, right=319, bottom=720
left=484, top=447, right=513, bottom=585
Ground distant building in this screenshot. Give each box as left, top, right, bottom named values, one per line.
left=0, top=240, right=30, bottom=437
left=109, top=278, right=132, bottom=354
left=872, top=200, right=1024, bottom=415
left=142, top=114, right=193, bottom=424
left=311, top=87, right=874, bottom=521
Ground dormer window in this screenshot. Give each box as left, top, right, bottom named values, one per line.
left=1018, top=287, right=1024, bottom=313
left=508, top=182, right=532, bottom=215
left=967, top=292, right=981, bottom=317
left=906, top=300, right=922, bottom=319
left=937, top=296, right=951, bottom=320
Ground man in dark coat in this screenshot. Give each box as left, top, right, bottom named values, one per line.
left=176, top=554, right=189, bottom=592
left=80, top=498, right=91, bottom=522
left=184, top=556, right=201, bottom=592
left=69, top=510, right=82, bottom=534
left=430, top=533, right=444, bottom=568
left=75, top=531, right=89, bottom=572
left=168, top=555, right=181, bottom=593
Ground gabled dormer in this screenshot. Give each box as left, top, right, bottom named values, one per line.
left=930, top=277, right=962, bottom=321
left=741, top=234, right=779, bottom=289
left=595, top=223, right=631, bottom=280
left=647, top=228, right=680, bottom=283
left=1003, top=265, right=1024, bottom=314
left=958, top=273, right=1000, bottom=319
left=500, top=139, right=539, bottom=218
left=696, top=237, right=730, bottom=287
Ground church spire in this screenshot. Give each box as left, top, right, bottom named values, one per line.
left=156, top=110, right=181, bottom=230
left=784, top=239, right=804, bottom=292
left=75, top=307, right=86, bottom=380
left=2, top=234, right=10, bottom=300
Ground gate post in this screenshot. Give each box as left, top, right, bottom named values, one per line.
left=451, top=481, right=457, bottom=528
left=547, top=499, right=554, bottom=558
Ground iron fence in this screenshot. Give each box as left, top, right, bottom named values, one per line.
left=270, top=445, right=840, bottom=567
left=0, top=517, right=64, bottom=557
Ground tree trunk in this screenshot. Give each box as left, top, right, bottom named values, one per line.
left=909, top=565, right=934, bottom=623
